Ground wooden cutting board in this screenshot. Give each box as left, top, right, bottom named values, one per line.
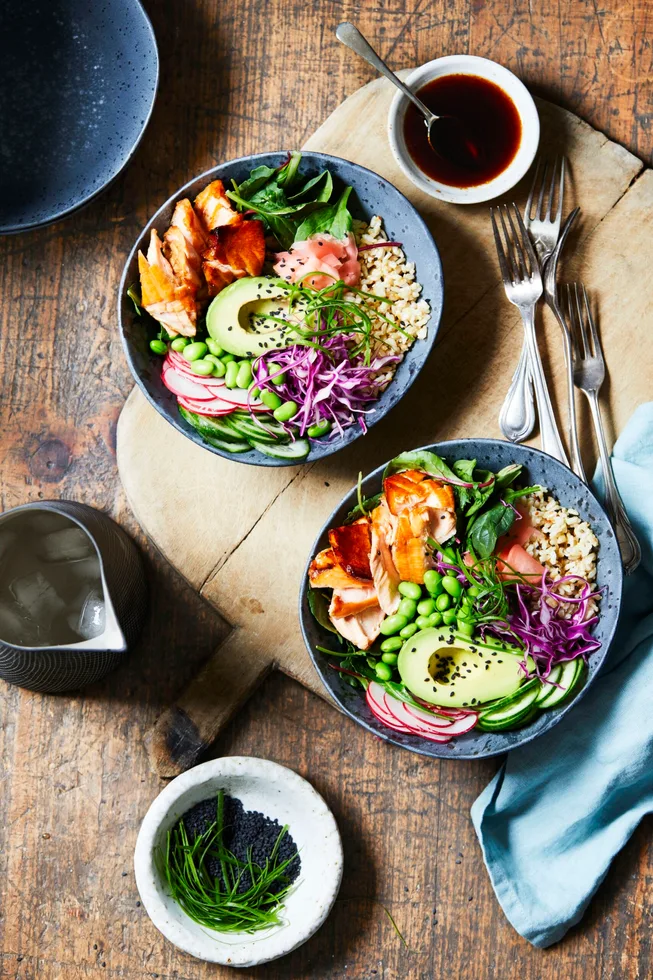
left=117, top=76, right=653, bottom=777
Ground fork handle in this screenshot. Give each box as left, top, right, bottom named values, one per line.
left=499, top=342, right=536, bottom=443
left=519, top=304, right=569, bottom=465
left=585, top=390, right=641, bottom=574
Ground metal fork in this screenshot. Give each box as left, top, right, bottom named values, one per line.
left=491, top=204, right=568, bottom=465
left=566, top=283, right=641, bottom=574
left=499, top=158, right=565, bottom=443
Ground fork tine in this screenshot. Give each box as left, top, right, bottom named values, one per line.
left=490, top=208, right=513, bottom=285
left=581, top=283, right=600, bottom=358
left=503, top=205, right=526, bottom=280
left=544, top=158, right=558, bottom=221
left=535, top=161, right=547, bottom=221
left=512, top=204, right=539, bottom=279
left=555, top=157, right=565, bottom=224
left=565, top=284, right=582, bottom=359
left=525, top=158, right=542, bottom=221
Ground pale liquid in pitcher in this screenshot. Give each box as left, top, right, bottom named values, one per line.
left=0, top=512, right=105, bottom=647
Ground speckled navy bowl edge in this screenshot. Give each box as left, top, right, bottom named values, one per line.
left=298, top=438, right=624, bottom=760
left=117, top=151, right=444, bottom=468
left=0, top=0, right=160, bottom=235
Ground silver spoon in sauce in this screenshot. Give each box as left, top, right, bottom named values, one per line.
left=336, top=23, right=481, bottom=170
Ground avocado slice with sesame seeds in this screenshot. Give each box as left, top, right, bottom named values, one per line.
left=206, top=276, right=308, bottom=358
left=397, top=627, right=535, bottom=709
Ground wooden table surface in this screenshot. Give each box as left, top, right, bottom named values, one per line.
left=1, top=2, right=651, bottom=978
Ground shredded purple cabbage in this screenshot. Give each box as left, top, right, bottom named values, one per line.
left=251, top=334, right=400, bottom=438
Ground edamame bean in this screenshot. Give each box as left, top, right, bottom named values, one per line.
left=250, top=385, right=261, bottom=398
left=267, top=361, right=285, bottom=386
left=457, top=619, right=475, bottom=637
left=375, top=661, right=393, bottom=681
left=170, top=337, right=190, bottom=352
left=261, top=390, right=283, bottom=410
left=236, top=360, right=253, bottom=389
left=225, top=361, right=240, bottom=388
left=442, top=608, right=457, bottom=626
left=380, top=636, right=403, bottom=653
left=415, top=615, right=432, bottom=630
left=379, top=614, right=408, bottom=636
left=435, top=593, right=451, bottom=612
left=149, top=339, right=167, bottom=355
left=273, top=400, right=298, bottom=423
left=398, top=581, right=422, bottom=600
left=428, top=612, right=442, bottom=627
left=307, top=419, right=332, bottom=438
left=442, top=575, right=463, bottom=598
left=439, top=545, right=457, bottom=562
left=423, top=570, right=443, bottom=595
left=416, top=598, right=436, bottom=617
left=183, top=342, right=208, bottom=362
left=381, top=651, right=398, bottom=665
left=207, top=356, right=226, bottom=378
left=205, top=338, right=223, bottom=356
left=190, top=359, right=215, bottom=376
left=467, top=585, right=481, bottom=597
left=397, top=598, right=417, bottom=620
left=220, top=353, right=236, bottom=364
left=399, top=622, right=418, bottom=639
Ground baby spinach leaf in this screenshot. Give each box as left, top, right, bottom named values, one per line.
left=467, top=502, right=515, bottom=559
left=495, top=463, right=523, bottom=489
left=346, top=492, right=383, bottom=524
left=504, top=484, right=541, bottom=504
left=383, top=449, right=459, bottom=484
left=294, top=186, right=353, bottom=242
left=465, top=469, right=495, bottom=518
left=277, top=151, right=302, bottom=187
left=307, top=588, right=338, bottom=634
left=232, top=164, right=278, bottom=200
left=453, top=459, right=476, bottom=482
left=288, top=170, right=333, bottom=203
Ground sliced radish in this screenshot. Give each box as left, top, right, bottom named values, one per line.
left=177, top=396, right=237, bottom=417
left=403, top=702, right=478, bottom=735
left=162, top=365, right=218, bottom=401
left=381, top=693, right=452, bottom=742
left=215, top=386, right=265, bottom=409
left=366, top=682, right=413, bottom=731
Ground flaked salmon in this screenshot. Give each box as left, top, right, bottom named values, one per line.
left=384, top=472, right=457, bottom=583
left=329, top=601, right=385, bottom=650
left=309, top=547, right=372, bottom=590
left=329, top=585, right=379, bottom=619
left=138, top=229, right=198, bottom=337
left=202, top=216, right=266, bottom=296
left=194, top=179, right=240, bottom=233
left=369, top=501, right=401, bottom=615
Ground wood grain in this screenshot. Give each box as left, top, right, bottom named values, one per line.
left=0, top=1, right=652, bottom=978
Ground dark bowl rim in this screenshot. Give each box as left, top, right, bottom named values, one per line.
left=0, top=0, right=160, bottom=235
left=298, top=437, right=624, bottom=760
left=117, top=150, right=444, bottom=467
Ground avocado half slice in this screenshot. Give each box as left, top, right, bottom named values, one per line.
left=206, top=276, right=307, bottom=358
left=397, top=626, right=534, bottom=709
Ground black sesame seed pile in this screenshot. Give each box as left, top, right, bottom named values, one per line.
left=180, top=793, right=300, bottom=895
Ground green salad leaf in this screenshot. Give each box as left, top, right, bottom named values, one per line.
left=307, top=587, right=339, bottom=635
left=383, top=449, right=459, bottom=484
left=467, top=501, right=515, bottom=558
left=294, top=187, right=354, bottom=242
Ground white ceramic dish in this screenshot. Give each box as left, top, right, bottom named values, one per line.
left=388, top=56, right=540, bottom=204
left=134, top=757, right=343, bottom=967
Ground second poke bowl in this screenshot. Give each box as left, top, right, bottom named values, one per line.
left=300, top=439, right=623, bottom=759
left=119, top=151, right=443, bottom=466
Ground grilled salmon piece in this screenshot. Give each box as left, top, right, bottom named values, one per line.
left=369, top=502, right=401, bottom=615
left=328, top=519, right=372, bottom=580
left=138, top=229, right=198, bottom=337
left=392, top=496, right=457, bottom=583
left=163, top=199, right=208, bottom=294
left=194, top=179, right=240, bottom=233
left=329, top=585, right=379, bottom=619
left=308, top=548, right=372, bottom=590
left=202, top=216, right=266, bottom=297
left=329, top=602, right=385, bottom=650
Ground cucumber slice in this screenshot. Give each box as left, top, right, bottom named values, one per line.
left=538, top=657, right=585, bottom=710
left=249, top=438, right=310, bottom=460
left=478, top=678, right=539, bottom=714
left=179, top=407, right=242, bottom=443
left=535, top=664, right=563, bottom=704
left=231, top=412, right=291, bottom=440
left=203, top=435, right=251, bottom=453
left=226, top=416, right=280, bottom=444
left=477, top=682, right=541, bottom=730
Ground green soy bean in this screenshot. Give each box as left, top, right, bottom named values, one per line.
left=435, top=593, right=451, bottom=612
left=149, top=339, right=167, bottom=355
left=379, top=614, right=408, bottom=636
left=182, top=342, right=208, bottom=362
left=442, top=608, right=457, bottom=626
left=415, top=615, right=432, bottom=630
left=416, top=598, right=436, bottom=617
left=399, top=622, right=418, bottom=639
left=398, top=581, right=422, bottom=600
left=442, top=575, right=463, bottom=598
left=307, top=419, right=332, bottom=438
left=190, top=359, right=215, bottom=376
left=225, top=361, right=240, bottom=388
left=381, top=652, right=398, bottom=665
left=423, top=570, right=443, bottom=595
left=205, top=338, right=223, bottom=356
left=261, top=390, right=283, bottom=411
left=375, top=661, right=393, bottom=681
left=236, top=360, right=253, bottom=389
left=380, top=636, right=403, bottom=653
left=397, top=598, right=417, bottom=620
left=273, top=400, right=298, bottom=423
left=170, top=337, right=190, bottom=352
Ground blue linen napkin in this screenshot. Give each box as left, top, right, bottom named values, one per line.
left=471, top=402, right=653, bottom=948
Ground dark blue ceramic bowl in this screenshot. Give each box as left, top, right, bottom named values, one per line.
left=299, top=439, right=623, bottom=759
left=118, top=152, right=444, bottom=467
left=0, top=0, right=158, bottom=234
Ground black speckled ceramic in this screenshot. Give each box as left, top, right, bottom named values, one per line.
left=119, top=152, right=444, bottom=467
left=0, top=0, right=158, bottom=234
left=299, top=439, right=624, bottom=759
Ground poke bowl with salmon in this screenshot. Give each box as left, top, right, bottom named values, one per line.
left=119, top=152, right=443, bottom=465
left=300, top=439, right=623, bottom=758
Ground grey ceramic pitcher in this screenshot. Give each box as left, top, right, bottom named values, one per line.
left=0, top=501, right=147, bottom=693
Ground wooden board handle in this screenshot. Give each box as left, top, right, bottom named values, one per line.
left=144, top=629, right=273, bottom=777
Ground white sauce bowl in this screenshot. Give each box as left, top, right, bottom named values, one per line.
left=388, top=55, right=540, bottom=204
left=134, top=757, right=343, bottom=967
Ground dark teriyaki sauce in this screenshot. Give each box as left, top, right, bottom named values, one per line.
left=180, top=793, right=301, bottom=894
left=403, top=74, right=522, bottom=188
